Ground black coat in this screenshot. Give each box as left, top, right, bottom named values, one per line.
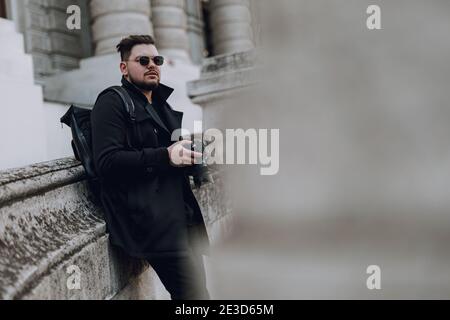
left=91, top=76, right=210, bottom=259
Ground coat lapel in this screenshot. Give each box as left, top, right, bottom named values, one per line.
left=162, top=107, right=183, bottom=139
left=121, top=77, right=183, bottom=136
left=143, top=103, right=171, bottom=134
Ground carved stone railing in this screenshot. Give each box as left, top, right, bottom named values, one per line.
left=0, top=157, right=230, bottom=299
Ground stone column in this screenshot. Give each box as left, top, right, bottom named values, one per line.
left=186, top=0, right=205, bottom=65
left=151, top=0, right=190, bottom=61
left=90, top=0, right=153, bottom=56
left=209, top=0, right=254, bottom=55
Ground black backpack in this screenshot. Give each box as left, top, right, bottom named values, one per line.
left=60, top=86, right=139, bottom=206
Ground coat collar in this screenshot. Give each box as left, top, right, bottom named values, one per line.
left=121, top=76, right=174, bottom=105
left=120, top=76, right=182, bottom=136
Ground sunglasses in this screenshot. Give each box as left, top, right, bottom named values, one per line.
left=130, top=55, right=165, bottom=67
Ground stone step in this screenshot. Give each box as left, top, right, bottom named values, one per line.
left=0, top=18, right=16, bottom=34
left=0, top=77, right=35, bottom=87
left=0, top=33, right=26, bottom=56
left=0, top=74, right=34, bottom=86
left=0, top=55, right=35, bottom=83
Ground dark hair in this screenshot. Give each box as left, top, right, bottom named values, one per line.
left=116, top=35, right=155, bottom=61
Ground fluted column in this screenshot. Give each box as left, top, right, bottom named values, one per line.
left=151, top=0, right=190, bottom=61
left=209, top=0, right=254, bottom=55
left=90, top=0, right=153, bottom=56
left=186, top=0, right=205, bottom=64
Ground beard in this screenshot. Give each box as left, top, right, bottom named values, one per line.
left=129, top=73, right=159, bottom=91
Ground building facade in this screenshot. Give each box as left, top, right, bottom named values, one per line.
left=0, top=0, right=258, bottom=171
left=0, top=0, right=256, bottom=299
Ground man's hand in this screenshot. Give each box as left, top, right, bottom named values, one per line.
left=167, top=140, right=202, bottom=167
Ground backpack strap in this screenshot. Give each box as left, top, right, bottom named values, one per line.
left=107, top=86, right=136, bottom=122
left=96, top=86, right=141, bottom=149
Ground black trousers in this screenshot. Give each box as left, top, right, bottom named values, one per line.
left=147, top=226, right=210, bottom=300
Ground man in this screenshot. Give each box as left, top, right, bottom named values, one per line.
left=91, top=35, right=210, bottom=300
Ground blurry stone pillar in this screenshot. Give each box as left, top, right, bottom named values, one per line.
left=90, top=0, right=153, bottom=55
left=186, top=0, right=205, bottom=64
left=209, top=0, right=254, bottom=55
left=151, top=0, right=190, bottom=61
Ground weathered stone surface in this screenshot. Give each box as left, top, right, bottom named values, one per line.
left=0, top=158, right=104, bottom=299
left=0, top=157, right=230, bottom=299
left=187, top=49, right=259, bottom=104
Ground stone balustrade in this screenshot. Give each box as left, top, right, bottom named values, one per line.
left=0, top=157, right=230, bottom=299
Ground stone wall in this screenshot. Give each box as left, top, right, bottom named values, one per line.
left=0, top=157, right=230, bottom=299
left=17, top=0, right=92, bottom=81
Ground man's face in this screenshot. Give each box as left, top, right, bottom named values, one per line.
left=120, top=44, right=161, bottom=91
